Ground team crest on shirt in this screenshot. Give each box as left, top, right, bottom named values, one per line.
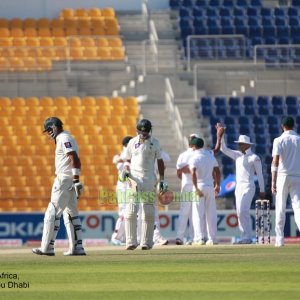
left=64, top=142, right=72, bottom=148
left=135, top=143, right=140, bottom=148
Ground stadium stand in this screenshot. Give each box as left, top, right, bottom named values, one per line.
left=0, top=96, right=139, bottom=212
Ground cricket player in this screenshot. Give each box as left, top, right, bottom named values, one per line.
left=217, top=124, right=265, bottom=244
left=121, top=119, right=167, bottom=250
left=271, top=116, right=300, bottom=247
left=32, top=117, right=85, bottom=256
left=175, top=134, right=198, bottom=245
left=111, top=136, right=133, bottom=246
left=190, top=137, right=221, bottom=245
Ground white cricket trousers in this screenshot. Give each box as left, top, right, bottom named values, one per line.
left=234, top=183, right=255, bottom=241
left=192, top=185, right=217, bottom=243
left=275, top=175, right=300, bottom=245
left=176, top=183, right=194, bottom=241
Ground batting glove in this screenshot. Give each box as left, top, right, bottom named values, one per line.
left=159, top=180, right=168, bottom=194
left=118, top=170, right=130, bottom=182
left=73, top=180, right=84, bottom=199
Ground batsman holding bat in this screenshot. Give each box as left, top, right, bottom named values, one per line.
left=120, top=119, right=167, bottom=250
left=32, top=117, right=85, bottom=256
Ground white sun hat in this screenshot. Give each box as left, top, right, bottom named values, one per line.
left=234, top=135, right=255, bottom=145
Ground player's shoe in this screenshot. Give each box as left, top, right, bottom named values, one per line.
left=206, top=240, right=218, bottom=246
left=175, top=238, right=184, bottom=245
left=275, top=242, right=284, bottom=247
left=63, top=248, right=86, bottom=256
left=154, top=237, right=169, bottom=246
left=111, top=238, right=125, bottom=246
left=32, top=248, right=55, bottom=256
left=234, top=239, right=252, bottom=245
left=185, top=240, right=193, bottom=245
left=193, top=239, right=206, bottom=246
left=141, top=244, right=152, bottom=250
left=126, top=244, right=137, bottom=250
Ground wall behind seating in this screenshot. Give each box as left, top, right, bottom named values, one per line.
left=0, top=0, right=169, bottom=18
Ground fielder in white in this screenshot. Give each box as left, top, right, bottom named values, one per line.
left=175, top=134, right=198, bottom=245
left=111, top=136, right=133, bottom=246
left=121, top=119, right=167, bottom=250
left=32, top=117, right=85, bottom=256
left=217, top=124, right=265, bottom=244
left=271, top=116, right=300, bottom=247
left=190, top=137, right=221, bottom=245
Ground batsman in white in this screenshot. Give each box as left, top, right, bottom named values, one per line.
left=111, top=136, right=133, bottom=245
left=120, top=119, right=167, bottom=250
left=216, top=124, right=265, bottom=244
left=175, top=134, right=198, bottom=245
left=271, top=116, right=300, bottom=247
left=190, top=137, right=221, bottom=245
left=32, top=117, right=85, bottom=256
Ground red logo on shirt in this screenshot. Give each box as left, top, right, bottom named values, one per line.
left=64, top=142, right=72, bottom=148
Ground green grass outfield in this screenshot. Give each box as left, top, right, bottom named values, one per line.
left=0, top=245, right=300, bottom=300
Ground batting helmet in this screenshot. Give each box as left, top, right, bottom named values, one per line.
left=136, top=119, right=152, bottom=133
left=158, top=190, right=174, bottom=206
left=43, top=117, right=63, bottom=139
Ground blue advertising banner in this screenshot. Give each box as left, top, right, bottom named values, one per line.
left=0, top=210, right=299, bottom=242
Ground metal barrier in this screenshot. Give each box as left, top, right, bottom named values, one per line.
left=186, top=34, right=247, bottom=71
left=165, top=77, right=188, bottom=151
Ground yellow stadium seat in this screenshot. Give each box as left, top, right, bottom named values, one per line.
left=74, top=8, right=89, bottom=18
left=89, top=8, right=102, bottom=18
left=36, top=57, right=52, bottom=70
left=80, top=116, right=95, bottom=126
left=69, top=37, right=81, bottom=47
left=26, top=96, right=40, bottom=106
left=5, top=166, right=23, bottom=176
left=108, top=37, right=122, bottom=47
left=0, top=18, right=9, bottom=28
left=52, top=28, right=65, bottom=37
left=0, top=38, right=11, bottom=46
left=103, top=135, right=118, bottom=145
left=14, top=48, right=28, bottom=58
left=11, top=96, right=26, bottom=106
left=0, top=117, right=9, bottom=126
left=80, top=145, right=94, bottom=155
left=24, top=18, right=37, bottom=28
left=54, top=48, right=67, bottom=60
left=37, top=18, right=50, bottom=28
left=78, top=18, right=91, bottom=28
left=41, top=106, right=57, bottom=117
left=98, top=47, right=111, bottom=59
left=92, top=27, right=105, bottom=36
left=108, top=116, right=123, bottom=126
left=23, top=57, right=36, bottom=70
left=0, top=28, right=10, bottom=37
left=0, top=97, right=11, bottom=107
left=38, top=28, right=51, bottom=37
left=104, top=19, right=119, bottom=35
left=113, top=126, right=128, bottom=137
left=53, top=96, right=68, bottom=106
left=65, top=27, right=78, bottom=36
left=10, top=18, right=23, bottom=28
left=3, top=156, right=17, bottom=166
left=82, top=96, right=96, bottom=106
left=26, top=37, right=40, bottom=46
left=51, top=19, right=64, bottom=28
left=71, top=126, right=85, bottom=137
left=85, top=126, right=100, bottom=136
left=53, top=37, right=67, bottom=47
left=111, top=96, right=124, bottom=106
left=91, top=18, right=105, bottom=29
left=41, top=48, right=55, bottom=58
left=70, top=47, right=84, bottom=60
left=27, top=47, right=42, bottom=58
left=95, top=37, right=108, bottom=48
left=39, top=37, right=54, bottom=47
left=101, top=8, right=116, bottom=18
left=24, top=27, right=37, bottom=37
left=79, top=27, right=92, bottom=36
left=27, top=106, right=41, bottom=116
left=11, top=28, right=24, bottom=38
left=0, top=57, right=9, bottom=70
left=111, top=47, right=125, bottom=60
left=100, top=126, right=114, bottom=135
left=13, top=106, right=28, bottom=116
left=17, top=135, right=31, bottom=146
left=68, top=96, right=81, bottom=106
left=124, top=96, right=138, bottom=106
left=39, top=96, right=54, bottom=107
left=60, top=8, right=74, bottom=19
left=81, top=37, right=95, bottom=47
left=83, top=47, right=98, bottom=60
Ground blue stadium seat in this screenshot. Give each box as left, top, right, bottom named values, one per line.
left=255, top=145, right=266, bottom=155
left=257, top=106, right=269, bottom=116
left=193, top=7, right=205, bottom=17
left=292, top=0, right=300, bottom=6
left=234, top=16, right=246, bottom=26
left=260, top=8, right=272, bottom=17
left=209, top=0, right=221, bottom=7
left=263, top=26, right=276, bottom=38
left=236, top=0, right=248, bottom=7
left=254, top=124, right=265, bottom=134
left=222, top=26, right=235, bottom=34
left=248, top=16, right=261, bottom=27
left=179, top=7, right=190, bottom=18
left=239, top=125, right=251, bottom=135
left=278, top=37, right=290, bottom=45
left=251, top=0, right=262, bottom=7
left=195, top=0, right=208, bottom=7
left=220, top=7, right=232, bottom=17
left=229, top=106, right=242, bottom=115
left=267, top=115, right=279, bottom=126
left=182, top=0, right=194, bottom=8
left=268, top=124, right=280, bottom=135
left=233, top=8, right=245, bottom=17
left=247, top=7, right=259, bottom=16
left=257, top=96, right=270, bottom=106
left=221, top=17, right=233, bottom=27
left=229, top=96, right=241, bottom=106
left=235, top=25, right=249, bottom=36
left=277, top=27, right=290, bottom=39
left=289, top=17, right=299, bottom=27
left=243, top=96, right=255, bottom=106
left=249, top=26, right=262, bottom=38
left=223, top=0, right=235, bottom=7
left=265, top=155, right=272, bottom=165
left=287, top=105, right=298, bottom=115
left=275, top=16, right=286, bottom=26
left=262, top=17, right=273, bottom=26
left=207, top=17, right=219, bottom=27
left=201, top=96, right=213, bottom=107
left=288, top=7, right=298, bottom=17
left=255, top=134, right=267, bottom=145
left=215, top=106, right=227, bottom=116
left=274, top=7, right=286, bottom=17
left=286, top=95, right=298, bottom=106
left=272, top=105, right=285, bottom=115
left=253, top=115, right=265, bottom=125
left=271, top=95, right=284, bottom=106
left=222, top=155, right=234, bottom=166
left=169, top=0, right=181, bottom=9
left=208, top=26, right=222, bottom=35
left=238, top=116, right=250, bottom=126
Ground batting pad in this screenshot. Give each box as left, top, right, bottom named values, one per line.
left=125, top=203, right=138, bottom=246
left=141, top=204, right=155, bottom=247
left=41, top=202, right=60, bottom=253
left=63, top=212, right=84, bottom=252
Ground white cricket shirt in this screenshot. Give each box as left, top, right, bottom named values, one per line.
left=221, top=136, right=265, bottom=192
left=125, top=135, right=162, bottom=177
left=55, top=131, right=79, bottom=177
left=272, top=130, right=300, bottom=177
left=189, top=149, right=219, bottom=186
left=176, top=148, right=194, bottom=187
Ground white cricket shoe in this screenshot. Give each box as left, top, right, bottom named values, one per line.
left=111, top=238, right=125, bottom=246
left=206, top=240, right=218, bottom=246
left=154, top=237, right=169, bottom=246
left=63, top=248, right=86, bottom=256
left=275, top=242, right=284, bottom=247
left=32, top=248, right=55, bottom=256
